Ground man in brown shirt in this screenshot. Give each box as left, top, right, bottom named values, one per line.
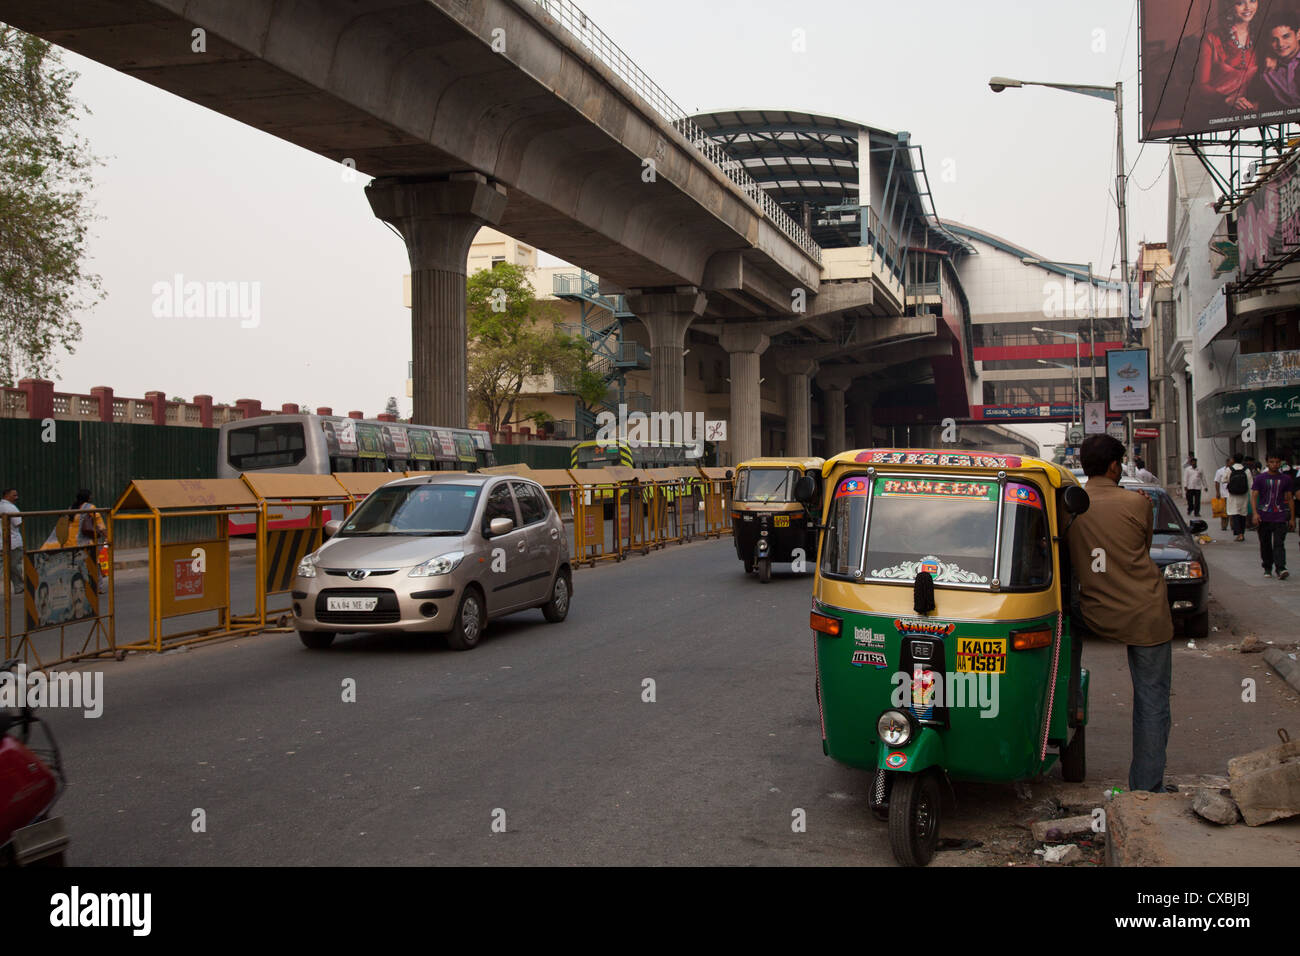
left=1066, top=434, right=1174, bottom=793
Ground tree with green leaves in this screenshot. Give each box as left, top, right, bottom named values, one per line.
left=466, top=263, right=587, bottom=434
left=0, top=25, right=102, bottom=386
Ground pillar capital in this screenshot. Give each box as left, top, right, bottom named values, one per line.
left=775, top=358, right=820, bottom=379
left=816, top=367, right=857, bottom=392
left=626, top=288, right=707, bottom=415
left=365, top=174, right=508, bottom=272
left=715, top=326, right=770, bottom=355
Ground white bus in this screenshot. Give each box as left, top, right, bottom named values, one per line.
left=217, top=413, right=496, bottom=533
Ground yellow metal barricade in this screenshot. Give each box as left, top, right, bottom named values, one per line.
left=2, top=506, right=115, bottom=670
left=240, top=474, right=351, bottom=631
left=698, top=467, right=735, bottom=538
left=112, top=480, right=261, bottom=652
left=569, top=468, right=623, bottom=566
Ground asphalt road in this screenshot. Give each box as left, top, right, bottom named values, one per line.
left=25, top=536, right=1300, bottom=866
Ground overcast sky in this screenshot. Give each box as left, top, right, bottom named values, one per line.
left=47, top=0, right=1167, bottom=434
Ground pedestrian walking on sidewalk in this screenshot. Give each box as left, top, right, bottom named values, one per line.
left=1226, top=456, right=1251, bottom=540
left=1182, top=457, right=1208, bottom=517
left=1068, top=434, right=1175, bottom=793
left=1252, top=455, right=1295, bottom=578
left=0, top=487, right=21, bottom=594
left=1214, top=456, right=1234, bottom=530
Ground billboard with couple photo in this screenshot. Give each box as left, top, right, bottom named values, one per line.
left=1141, top=1, right=1300, bottom=139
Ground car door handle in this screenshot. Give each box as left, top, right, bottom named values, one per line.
left=516, top=540, right=526, bottom=551
left=549, top=528, right=558, bottom=539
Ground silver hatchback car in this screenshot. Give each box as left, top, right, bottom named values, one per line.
left=292, top=474, right=572, bottom=650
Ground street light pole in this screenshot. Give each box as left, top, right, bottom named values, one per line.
left=1087, top=261, right=1096, bottom=402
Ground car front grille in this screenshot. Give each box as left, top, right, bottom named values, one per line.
left=315, top=588, right=401, bottom=624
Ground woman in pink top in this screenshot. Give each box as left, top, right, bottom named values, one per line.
left=1196, top=0, right=1260, bottom=115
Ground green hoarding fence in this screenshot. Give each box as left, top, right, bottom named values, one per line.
left=492, top=442, right=574, bottom=470
left=0, top=419, right=218, bottom=549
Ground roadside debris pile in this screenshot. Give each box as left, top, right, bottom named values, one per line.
left=1192, top=731, right=1300, bottom=828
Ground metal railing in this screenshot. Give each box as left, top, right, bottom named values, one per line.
left=530, top=0, right=822, bottom=264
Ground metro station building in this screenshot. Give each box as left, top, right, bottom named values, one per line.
left=419, top=111, right=1132, bottom=464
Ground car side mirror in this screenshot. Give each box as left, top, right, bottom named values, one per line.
left=323, top=519, right=342, bottom=539
left=794, top=475, right=817, bottom=504
left=1189, top=519, right=1208, bottom=534
left=1063, top=485, right=1090, bottom=516
left=488, top=516, right=514, bottom=537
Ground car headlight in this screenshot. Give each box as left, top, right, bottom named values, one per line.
left=409, top=552, right=465, bottom=577
left=877, top=709, right=914, bottom=747
left=1164, top=561, right=1204, bottom=580
left=296, top=552, right=320, bottom=578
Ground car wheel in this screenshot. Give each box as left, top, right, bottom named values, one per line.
left=541, top=569, right=571, bottom=623
left=298, top=630, right=335, bottom=650
left=446, top=588, right=485, bottom=651
left=1184, top=610, right=1209, bottom=641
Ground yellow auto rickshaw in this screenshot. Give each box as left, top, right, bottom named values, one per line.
left=731, top=457, right=823, bottom=582
left=795, top=448, right=1091, bottom=865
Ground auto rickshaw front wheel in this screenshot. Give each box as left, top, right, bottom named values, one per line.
left=888, top=771, right=942, bottom=866
left=758, top=557, right=772, bottom=583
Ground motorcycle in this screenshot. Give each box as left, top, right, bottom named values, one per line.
left=0, top=658, right=68, bottom=866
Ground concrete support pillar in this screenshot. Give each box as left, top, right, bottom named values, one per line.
left=716, top=327, right=770, bottom=465
left=817, top=369, right=857, bottom=458
left=625, top=290, right=707, bottom=416
left=777, top=359, right=819, bottom=458
left=366, top=174, right=507, bottom=427
left=850, top=384, right=879, bottom=448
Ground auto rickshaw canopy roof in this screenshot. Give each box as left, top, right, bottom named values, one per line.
left=736, top=456, right=825, bottom=473
left=823, top=448, right=1074, bottom=489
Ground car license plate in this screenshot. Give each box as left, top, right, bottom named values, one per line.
left=327, top=596, right=377, bottom=612
left=954, top=637, right=1006, bottom=673
left=774, top=515, right=790, bottom=527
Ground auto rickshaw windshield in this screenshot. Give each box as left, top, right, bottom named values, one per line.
left=736, top=468, right=797, bottom=503
left=820, top=473, right=1052, bottom=590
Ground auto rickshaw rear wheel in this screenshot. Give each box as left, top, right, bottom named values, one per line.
left=758, top=557, right=771, bottom=583
left=888, top=771, right=941, bottom=867
left=743, top=558, right=754, bottom=574
left=1060, top=725, right=1086, bottom=782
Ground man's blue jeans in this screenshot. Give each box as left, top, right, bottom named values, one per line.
left=1127, top=640, right=1172, bottom=792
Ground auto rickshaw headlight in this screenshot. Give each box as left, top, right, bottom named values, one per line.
left=877, top=710, right=915, bottom=746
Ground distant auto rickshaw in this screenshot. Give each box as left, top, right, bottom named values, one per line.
left=731, top=457, right=823, bottom=583
left=796, top=448, right=1091, bottom=865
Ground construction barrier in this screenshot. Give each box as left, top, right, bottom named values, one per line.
left=2, top=506, right=115, bottom=670
left=240, top=474, right=351, bottom=631
left=569, top=467, right=624, bottom=566
left=112, top=479, right=262, bottom=652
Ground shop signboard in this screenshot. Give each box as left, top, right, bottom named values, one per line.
left=1197, top=384, right=1300, bottom=437
left=1106, top=349, right=1151, bottom=413
left=1193, top=287, right=1228, bottom=351
left=1239, top=350, right=1300, bottom=388
left=1238, top=151, right=1300, bottom=277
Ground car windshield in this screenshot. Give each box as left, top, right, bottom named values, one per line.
left=821, top=474, right=1051, bottom=590
left=737, top=468, right=796, bottom=502
left=339, top=484, right=480, bottom=536
left=1134, top=488, right=1185, bottom=535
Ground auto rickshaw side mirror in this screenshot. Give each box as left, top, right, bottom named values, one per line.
left=725, top=469, right=733, bottom=480
left=794, top=475, right=817, bottom=504
left=1063, top=485, right=1090, bottom=516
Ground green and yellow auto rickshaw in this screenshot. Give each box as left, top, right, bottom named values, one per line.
left=731, top=457, right=823, bottom=582
left=795, top=448, right=1091, bottom=865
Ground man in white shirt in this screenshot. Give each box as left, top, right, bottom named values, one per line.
left=1135, top=457, right=1158, bottom=484
left=1213, top=457, right=1233, bottom=530
left=1182, top=457, right=1208, bottom=517
left=0, top=487, right=22, bottom=595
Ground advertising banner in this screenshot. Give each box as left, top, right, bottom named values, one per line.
left=25, top=547, right=96, bottom=630
left=1197, top=384, right=1300, bottom=436
left=1107, top=349, right=1152, bottom=412
left=1084, top=401, right=1108, bottom=434
left=1238, top=151, right=1300, bottom=277
left=1140, top=1, right=1300, bottom=140
left=1193, top=286, right=1230, bottom=350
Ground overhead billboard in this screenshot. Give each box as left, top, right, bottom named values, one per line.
left=1140, top=1, right=1300, bottom=140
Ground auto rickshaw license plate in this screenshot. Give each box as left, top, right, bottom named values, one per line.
left=955, top=637, right=1006, bottom=673
left=774, top=515, right=790, bottom=527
